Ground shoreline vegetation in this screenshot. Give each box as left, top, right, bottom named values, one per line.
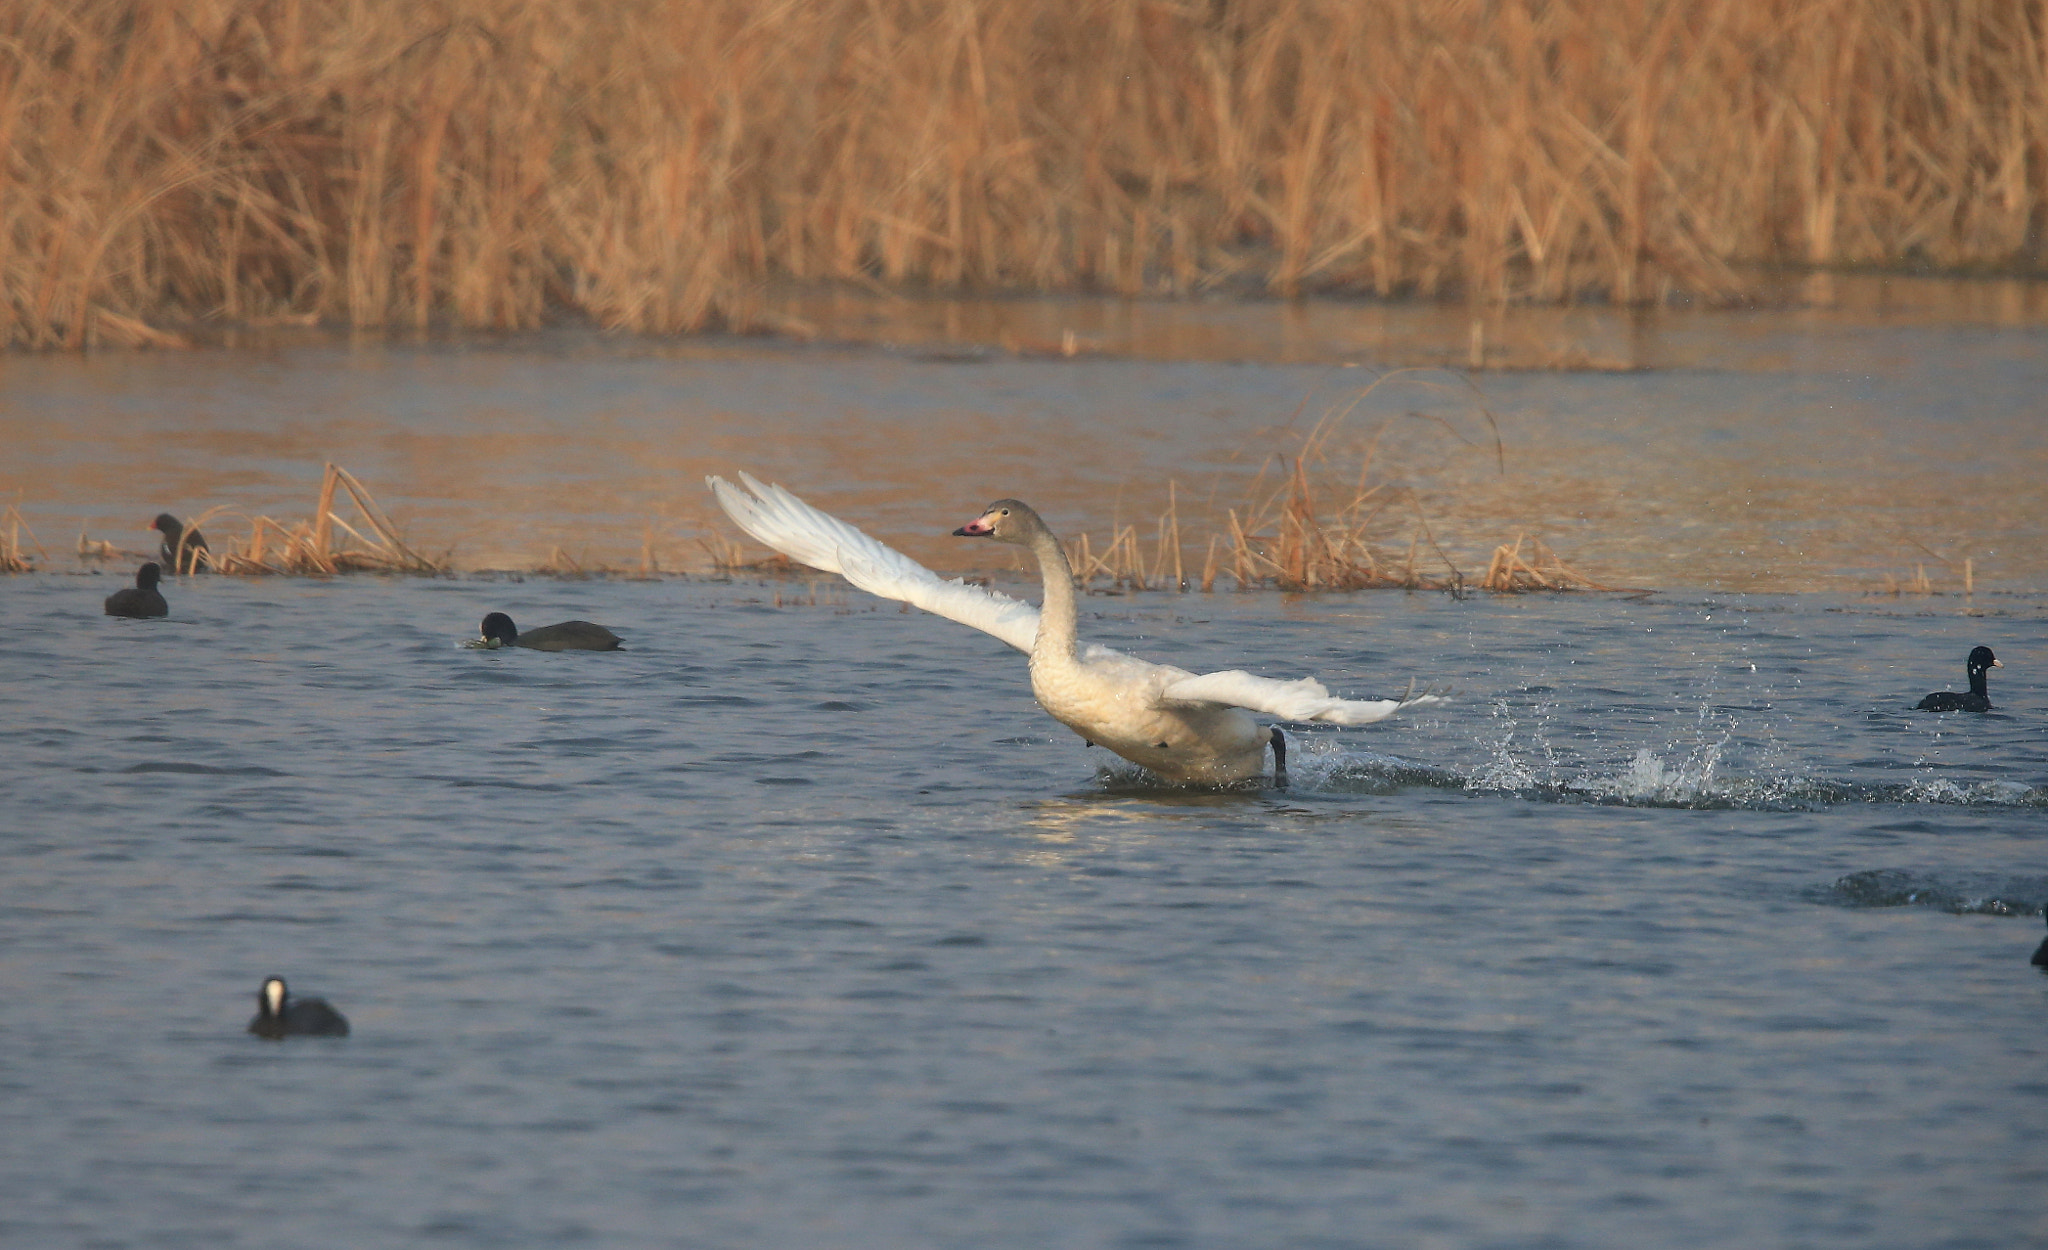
left=16, top=454, right=1614, bottom=593
left=3, top=431, right=1988, bottom=598
left=1, top=373, right=1998, bottom=598
left=18, top=380, right=1631, bottom=592
left=7, top=0, right=2047, bottom=350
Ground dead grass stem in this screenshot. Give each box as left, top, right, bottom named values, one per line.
left=182, top=463, right=444, bottom=575
left=2, top=501, right=48, bottom=571
left=1052, top=373, right=1625, bottom=595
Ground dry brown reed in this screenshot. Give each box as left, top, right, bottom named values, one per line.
left=1479, top=535, right=1611, bottom=593
left=2, top=502, right=48, bottom=571
left=701, top=533, right=793, bottom=576
left=200, top=463, right=443, bottom=574
left=1878, top=563, right=1937, bottom=596
left=1058, top=372, right=1616, bottom=595
left=1873, top=538, right=1985, bottom=597
left=1066, top=477, right=1610, bottom=596
left=6, top=0, right=2045, bottom=347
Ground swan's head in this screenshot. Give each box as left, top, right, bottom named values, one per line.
left=479, top=612, right=519, bottom=647
left=953, top=499, right=1044, bottom=545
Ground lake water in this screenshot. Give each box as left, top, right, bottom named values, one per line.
left=4, top=276, right=2047, bottom=593
left=2, top=285, right=2046, bottom=1248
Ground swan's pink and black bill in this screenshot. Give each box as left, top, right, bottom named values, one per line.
left=955, top=501, right=1018, bottom=537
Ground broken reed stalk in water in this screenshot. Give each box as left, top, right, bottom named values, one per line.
left=539, top=546, right=584, bottom=575
left=2, top=502, right=49, bottom=572
left=189, top=463, right=444, bottom=575
left=702, top=532, right=791, bottom=575
left=1479, top=534, right=1612, bottom=592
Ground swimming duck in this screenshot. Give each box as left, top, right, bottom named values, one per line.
left=475, top=611, right=622, bottom=651
left=103, top=563, right=168, bottom=618
left=708, top=473, right=1440, bottom=785
left=247, top=976, right=350, bottom=1039
left=1915, top=646, right=2000, bottom=712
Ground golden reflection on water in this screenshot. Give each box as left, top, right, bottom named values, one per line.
left=1013, top=792, right=1263, bottom=866
left=766, top=272, right=2048, bottom=369
left=3, top=275, right=2045, bottom=594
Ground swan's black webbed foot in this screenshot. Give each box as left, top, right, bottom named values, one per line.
left=1269, top=726, right=1288, bottom=787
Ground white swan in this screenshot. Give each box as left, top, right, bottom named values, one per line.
left=707, top=473, right=1441, bottom=785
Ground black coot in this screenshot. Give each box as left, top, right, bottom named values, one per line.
left=477, top=611, right=622, bottom=651
left=103, top=563, right=168, bottom=618
left=151, top=513, right=209, bottom=572
left=248, top=976, right=350, bottom=1038
left=1915, top=646, right=2000, bottom=712
left=2031, top=913, right=2047, bottom=970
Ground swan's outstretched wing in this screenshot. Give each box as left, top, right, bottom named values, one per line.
left=1160, top=669, right=1444, bottom=726
left=708, top=472, right=1043, bottom=654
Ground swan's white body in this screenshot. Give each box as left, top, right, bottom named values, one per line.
left=708, top=473, right=1439, bottom=785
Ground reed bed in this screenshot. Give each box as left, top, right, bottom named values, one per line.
left=5, top=0, right=2045, bottom=348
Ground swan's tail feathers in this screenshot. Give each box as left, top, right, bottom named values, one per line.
left=1392, top=676, right=1452, bottom=710
left=705, top=473, right=1044, bottom=654
left=1310, top=677, right=1449, bottom=725
left=1160, top=668, right=1447, bottom=725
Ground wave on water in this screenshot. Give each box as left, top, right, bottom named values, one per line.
left=1458, top=749, right=2048, bottom=811
left=1808, top=868, right=2048, bottom=917
left=114, top=761, right=289, bottom=777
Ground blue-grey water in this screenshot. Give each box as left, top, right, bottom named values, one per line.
left=2, top=569, right=2043, bottom=1249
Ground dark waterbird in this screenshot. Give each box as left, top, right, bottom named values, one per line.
left=247, top=976, right=350, bottom=1039
left=1915, top=646, right=2001, bottom=712
left=103, top=563, right=168, bottom=618
left=477, top=611, right=622, bottom=651
left=150, top=513, right=209, bottom=572
left=2031, top=913, right=2048, bottom=970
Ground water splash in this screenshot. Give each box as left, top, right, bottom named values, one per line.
left=1082, top=698, right=2048, bottom=810
left=1467, top=698, right=1557, bottom=792
left=1580, top=743, right=1729, bottom=806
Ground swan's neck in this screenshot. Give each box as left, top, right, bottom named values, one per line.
left=1027, top=528, right=1079, bottom=663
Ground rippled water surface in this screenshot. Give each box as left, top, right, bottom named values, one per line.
left=3, top=571, right=2044, bottom=1249
left=5, top=285, right=2048, bottom=1246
